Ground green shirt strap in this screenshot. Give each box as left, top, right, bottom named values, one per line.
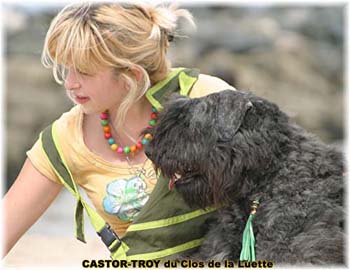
left=41, top=122, right=108, bottom=241
left=112, top=238, right=205, bottom=261
left=145, top=67, right=199, bottom=111
left=127, top=207, right=216, bottom=232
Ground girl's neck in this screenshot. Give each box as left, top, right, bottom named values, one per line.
left=109, top=96, right=152, bottom=127
left=101, top=96, right=153, bottom=161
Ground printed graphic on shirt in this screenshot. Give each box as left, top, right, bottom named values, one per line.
left=102, top=176, right=150, bottom=221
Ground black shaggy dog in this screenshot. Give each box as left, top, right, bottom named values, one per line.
left=145, top=90, right=345, bottom=265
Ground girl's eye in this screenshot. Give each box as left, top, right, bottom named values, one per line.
left=78, top=70, right=89, bottom=76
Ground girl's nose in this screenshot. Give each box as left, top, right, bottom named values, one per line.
left=64, top=69, right=81, bottom=90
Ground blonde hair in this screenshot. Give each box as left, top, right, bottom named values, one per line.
left=41, top=1, right=195, bottom=129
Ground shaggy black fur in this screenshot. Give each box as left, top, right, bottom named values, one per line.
left=145, top=90, right=345, bottom=265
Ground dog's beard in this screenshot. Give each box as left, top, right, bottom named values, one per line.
left=171, top=174, right=214, bottom=209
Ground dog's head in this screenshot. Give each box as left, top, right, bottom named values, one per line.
left=145, top=90, right=290, bottom=208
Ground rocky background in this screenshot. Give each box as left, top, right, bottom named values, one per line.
left=4, top=4, right=344, bottom=190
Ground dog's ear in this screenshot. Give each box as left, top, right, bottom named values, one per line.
left=215, top=90, right=253, bottom=142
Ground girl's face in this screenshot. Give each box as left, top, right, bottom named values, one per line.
left=64, top=67, right=127, bottom=114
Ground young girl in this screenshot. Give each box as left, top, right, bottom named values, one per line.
left=3, top=2, right=234, bottom=257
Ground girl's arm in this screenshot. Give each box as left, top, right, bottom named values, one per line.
left=3, top=158, right=62, bottom=256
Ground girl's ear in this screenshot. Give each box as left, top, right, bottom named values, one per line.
left=129, top=66, right=144, bottom=82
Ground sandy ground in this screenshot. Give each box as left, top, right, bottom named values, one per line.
left=2, top=190, right=110, bottom=270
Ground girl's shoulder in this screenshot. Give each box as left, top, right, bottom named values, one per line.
left=26, top=105, right=82, bottom=184
left=189, top=73, right=236, bottom=98
left=54, top=105, right=82, bottom=137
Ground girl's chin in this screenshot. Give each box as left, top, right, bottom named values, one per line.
left=79, top=104, right=101, bottom=115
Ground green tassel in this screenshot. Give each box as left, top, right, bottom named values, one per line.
left=239, top=214, right=256, bottom=261
left=239, top=200, right=259, bottom=262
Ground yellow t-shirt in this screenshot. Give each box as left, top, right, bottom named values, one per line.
left=26, top=74, right=235, bottom=236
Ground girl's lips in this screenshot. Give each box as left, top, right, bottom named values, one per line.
left=74, top=96, right=90, bottom=104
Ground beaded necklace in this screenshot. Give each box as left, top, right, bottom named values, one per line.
left=100, top=107, right=157, bottom=156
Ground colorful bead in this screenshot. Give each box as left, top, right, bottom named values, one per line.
left=130, top=145, right=137, bottom=153
left=101, top=119, right=109, bottom=126
left=149, top=119, right=157, bottom=126
left=136, top=142, right=143, bottom=149
left=117, top=147, right=124, bottom=153
left=144, top=133, right=152, bottom=140
left=151, top=113, right=157, bottom=120
left=111, top=144, right=118, bottom=151
left=124, top=146, right=131, bottom=154
left=152, top=107, right=157, bottom=113
left=108, top=138, right=115, bottom=145
left=103, top=126, right=110, bottom=133
left=104, top=133, right=112, bottom=139
left=141, top=138, right=149, bottom=145
left=100, top=112, right=108, bottom=120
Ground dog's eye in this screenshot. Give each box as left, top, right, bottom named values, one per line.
left=185, top=168, right=195, bottom=175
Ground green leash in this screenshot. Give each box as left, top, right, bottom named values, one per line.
left=239, top=200, right=260, bottom=262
